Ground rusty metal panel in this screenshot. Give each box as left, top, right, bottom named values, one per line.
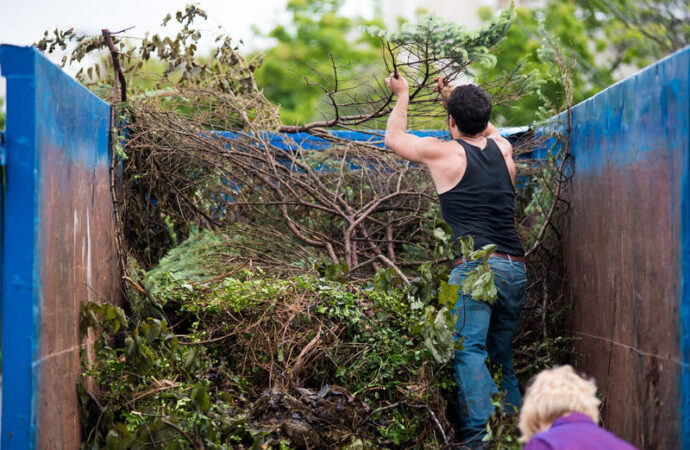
left=565, top=46, right=690, bottom=449
left=0, top=45, right=120, bottom=449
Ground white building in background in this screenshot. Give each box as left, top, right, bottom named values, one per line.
left=381, top=0, right=542, bottom=30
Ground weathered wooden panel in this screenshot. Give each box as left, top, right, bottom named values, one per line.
left=0, top=45, right=120, bottom=449
left=565, top=47, right=690, bottom=449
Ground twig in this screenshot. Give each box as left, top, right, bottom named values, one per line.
left=161, top=419, right=204, bottom=450
left=122, top=275, right=147, bottom=295
left=192, top=261, right=248, bottom=286
left=128, top=381, right=180, bottom=405
left=101, top=29, right=127, bottom=103
left=86, top=390, right=105, bottom=414
left=111, top=26, right=136, bottom=35
left=409, top=404, right=449, bottom=445
left=376, top=255, right=410, bottom=286
left=387, top=42, right=398, bottom=78
left=178, top=331, right=235, bottom=346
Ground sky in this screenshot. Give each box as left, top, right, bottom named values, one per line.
left=0, top=0, right=379, bottom=101
left=0, top=0, right=378, bottom=52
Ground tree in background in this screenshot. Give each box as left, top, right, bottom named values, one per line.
left=576, top=0, right=689, bottom=68
left=253, top=0, right=383, bottom=124
left=0, top=97, right=5, bottom=129
left=474, top=0, right=689, bottom=126
left=475, top=1, right=614, bottom=126
left=255, top=0, right=592, bottom=128
left=255, top=0, right=689, bottom=128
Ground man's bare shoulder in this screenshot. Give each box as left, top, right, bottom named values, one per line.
left=414, top=136, right=462, bottom=160
left=416, top=135, right=451, bottom=145
left=489, top=134, right=513, bottom=158
left=482, top=123, right=513, bottom=158
left=420, top=136, right=462, bottom=148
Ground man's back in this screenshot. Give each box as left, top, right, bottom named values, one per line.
left=438, top=138, right=524, bottom=256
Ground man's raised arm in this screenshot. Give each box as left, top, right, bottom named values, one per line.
left=384, top=73, right=442, bottom=163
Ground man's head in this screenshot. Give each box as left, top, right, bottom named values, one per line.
left=446, top=84, right=492, bottom=136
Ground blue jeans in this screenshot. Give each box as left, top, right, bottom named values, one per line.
left=449, top=256, right=527, bottom=447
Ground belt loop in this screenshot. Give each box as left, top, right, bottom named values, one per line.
left=507, top=254, right=514, bottom=277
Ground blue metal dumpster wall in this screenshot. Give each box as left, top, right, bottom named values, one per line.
left=565, top=46, right=690, bottom=449
left=0, top=45, right=121, bottom=449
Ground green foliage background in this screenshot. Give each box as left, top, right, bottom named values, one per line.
left=253, top=0, right=687, bottom=127
left=574, top=0, right=689, bottom=67
left=476, top=1, right=614, bottom=125
left=252, top=0, right=383, bottom=124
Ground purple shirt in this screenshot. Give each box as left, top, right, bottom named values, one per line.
left=524, top=413, right=638, bottom=450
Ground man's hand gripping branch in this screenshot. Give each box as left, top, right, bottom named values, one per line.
left=384, top=73, right=445, bottom=164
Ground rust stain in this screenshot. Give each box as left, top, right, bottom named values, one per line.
left=35, top=147, right=121, bottom=449
left=566, top=151, right=681, bottom=449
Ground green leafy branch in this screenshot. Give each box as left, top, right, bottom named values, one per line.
left=407, top=223, right=498, bottom=363
left=456, top=235, right=498, bottom=304
left=363, top=6, right=517, bottom=72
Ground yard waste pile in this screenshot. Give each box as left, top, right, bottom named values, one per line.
left=80, top=219, right=572, bottom=448
left=38, top=4, right=577, bottom=448
left=81, top=235, right=454, bottom=448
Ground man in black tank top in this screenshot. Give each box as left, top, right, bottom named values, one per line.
left=384, top=74, right=527, bottom=448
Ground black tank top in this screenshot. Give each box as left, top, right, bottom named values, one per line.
left=438, top=138, right=524, bottom=257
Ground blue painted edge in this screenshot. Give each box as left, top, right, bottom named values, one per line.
left=574, top=46, right=690, bottom=115
left=0, top=44, right=38, bottom=449
left=681, top=47, right=690, bottom=449
left=0, top=131, right=6, bottom=166
left=213, top=126, right=529, bottom=151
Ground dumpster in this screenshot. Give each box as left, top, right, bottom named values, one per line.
left=0, top=43, right=688, bottom=449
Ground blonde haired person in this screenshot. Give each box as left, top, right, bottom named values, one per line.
left=519, top=366, right=637, bottom=449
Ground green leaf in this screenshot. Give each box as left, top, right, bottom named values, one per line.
left=191, top=384, right=211, bottom=413
left=461, top=263, right=498, bottom=304
left=114, top=307, right=128, bottom=331
left=459, top=235, right=475, bottom=258
left=125, top=336, right=135, bottom=358
left=470, top=244, right=497, bottom=263
left=145, top=323, right=161, bottom=342
left=433, top=227, right=449, bottom=242
left=438, top=281, right=459, bottom=306
left=420, top=306, right=457, bottom=363
left=418, top=261, right=433, bottom=281
left=183, top=346, right=198, bottom=370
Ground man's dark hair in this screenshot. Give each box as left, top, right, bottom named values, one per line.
left=446, top=84, right=492, bottom=136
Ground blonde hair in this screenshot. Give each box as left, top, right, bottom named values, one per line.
left=518, top=365, right=601, bottom=442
